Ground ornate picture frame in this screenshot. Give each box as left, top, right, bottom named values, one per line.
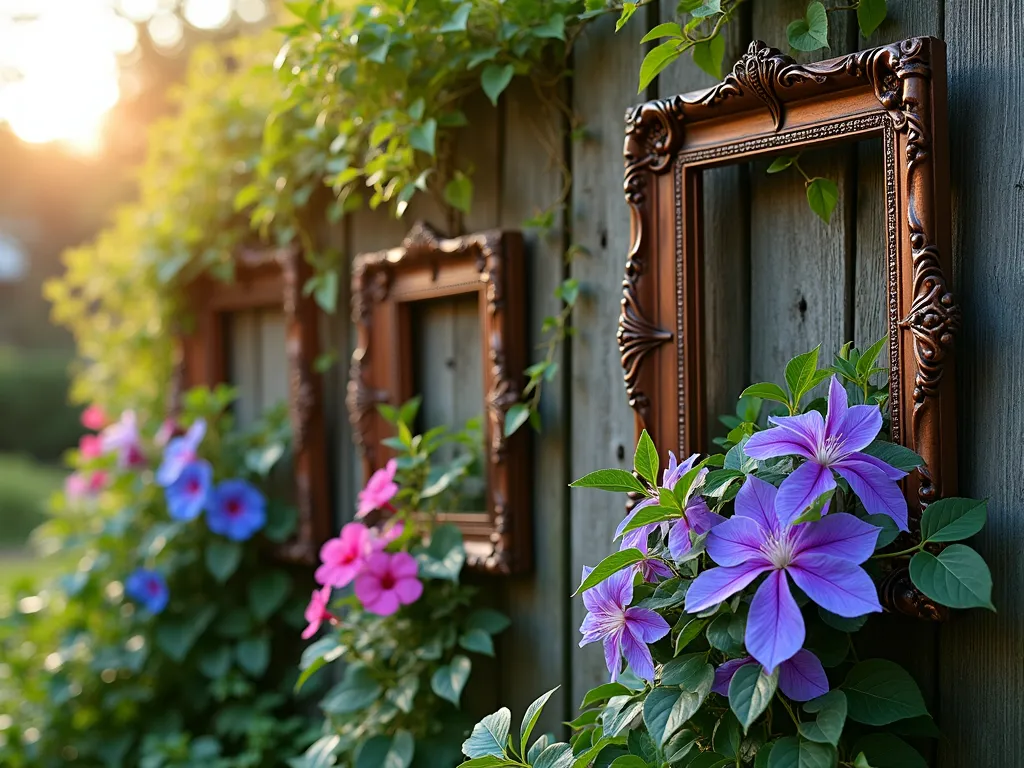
left=620, top=38, right=957, bottom=616
left=347, top=223, right=531, bottom=575
left=177, top=245, right=332, bottom=564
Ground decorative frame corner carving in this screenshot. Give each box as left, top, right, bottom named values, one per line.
left=176, top=245, right=332, bottom=564
left=620, top=38, right=957, bottom=620
left=347, top=223, right=531, bottom=575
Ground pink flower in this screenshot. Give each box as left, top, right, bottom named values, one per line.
left=65, top=472, right=88, bottom=500
left=79, top=435, right=103, bottom=459
left=100, top=411, right=146, bottom=469
left=81, top=405, right=107, bottom=431
left=315, top=523, right=372, bottom=587
left=87, top=471, right=109, bottom=494
left=302, top=585, right=334, bottom=639
left=370, top=520, right=404, bottom=551
left=356, top=459, right=398, bottom=518
left=154, top=419, right=178, bottom=448
left=354, top=552, right=423, bottom=616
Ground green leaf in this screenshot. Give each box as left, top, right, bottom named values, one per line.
left=785, top=346, right=821, bottom=405
left=236, top=635, right=270, bottom=677
left=481, top=64, right=515, bottom=106
left=741, top=382, right=790, bottom=407
left=444, top=172, right=473, bottom=214
left=817, top=607, right=867, bottom=634
left=521, top=687, right=559, bottom=755
left=431, top=654, right=472, bottom=706
left=575, top=549, right=646, bottom=595
left=504, top=403, right=531, bottom=437
left=703, top=469, right=744, bottom=498
left=198, top=645, right=232, bottom=679
left=417, top=523, right=466, bottom=581
left=641, top=22, right=682, bottom=43
left=674, top=616, right=707, bottom=655
left=296, top=736, right=341, bottom=768
left=387, top=675, right=420, bottom=714
left=621, top=504, right=679, bottom=535
left=857, top=0, right=887, bottom=37
left=408, top=118, right=437, bottom=156
left=806, top=177, right=839, bottom=223
left=155, top=605, right=216, bottom=662
left=919, top=497, right=987, bottom=542
left=767, top=156, right=796, bottom=174
left=767, top=737, right=836, bottom=768
left=248, top=570, right=291, bottom=621
left=570, top=469, right=647, bottom=494
left=533, top=13, right=566, bottom=40
left=634, top=429, right=659, bottom=486
left=534, top=743, right=573, bottom=768
left=786, top=2, right=829, bottom=52
left=638, top=40, right=684, bottom=93
left=841, top=659, right=928, bottom=726
left=438, top=3, right=472, bottom=32
left=707, top=612, right=746, bottom=656
left=851, top=734, right=925, bottom=768
left=356, top=732, right=415, bottom=768
left=799, top=690, right=847, bottom=746
left=729, top=664, right=777, bottom=732
left=322, top=663, right=382, bottom=714
left=580, top=682, right=631, bottom=710
left=459, top=629, right=495, bottom=656
left=616, top=2, right=638, bottom=31
left=910, top=544, right=995, bottom=610
left=609, top=758, right=647, bottom=768
left=466, top=608, right=511, bottom=635
left=691, top=33, right=726, bottom=80
left=712, top=712, right=742, bottom=758
left=205, top=540, right=242, bottom=584
left=462, top=707, right=511, bottom=758
left=644, top=657, right=713, bottom=745
left=467, top=47, right=500, bottom=68
left=663, top=729, right=698, bottom=763
left=860, top=440, right=924, bottom=473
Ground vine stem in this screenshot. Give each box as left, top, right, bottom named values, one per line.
left=871, top=542, right=924, bottom=560
left=779, top=696, right=802, bottom=729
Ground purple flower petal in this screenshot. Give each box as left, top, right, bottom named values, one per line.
left=836, top=404, right=883, bottom=456
left=624, top=607, right=670, bottom=643
left=786, top=554, right=883, bottom=617
left=768, top=412, right=826, bottom=454
left=745, top=425, right=815, bottom=461
left=735, top=476, right=781, bottom=536
left=579, top=613, right=606, bottom=646
left=712, top=657, right=755, bottom=696
left=791, top=513, right=880, bottom=564
left=688, top=499, right=726, bottom=534
left=582, top=567, right=634, bottom=614
left=664, top=451, right=679, bottom=484
left=604, top=633, right=623, bottom=681
left=667, top=517, right=694, bottom=561
left=615, top=497, right=658, bottom=540
left=849, top=451, right=907, bottom=481
left=833, top=458, right=908, bottom=531
left=621, top=626, right=657, bottom=681
left=778, top=649, right=829, bottom=701
left=706, top=516, right=770, bottom=567
left=775, top=461, right=837, bottom=528
left=685, top=560, right=772, bottom=614
left=823, top=377, right=848, bottom=440
left=745, top=570, right=804, bottom=674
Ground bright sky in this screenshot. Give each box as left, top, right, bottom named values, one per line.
left=0, top=0, right=267, bottom=153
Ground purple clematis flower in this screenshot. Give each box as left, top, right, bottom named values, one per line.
left=156, top=419, right=207, bottom=487
left=744, top=376, right=908, bottom=530
left=615, top=452, right=725, bottom=559
left=579, top=566, right=670, bottom=682
left=206, top=479, right=266, bottom=541
left=125, top=568, right=169, bottom=614
left=713, top=649, right=829, bottom=702
left=634, top=536, right=673, bottom=582
left=165, top=460, right=212, bottom=521
left=684, top=476, right=882, bottom=673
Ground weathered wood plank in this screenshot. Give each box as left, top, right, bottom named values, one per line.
left=939, top=2, right=1024, bottom=765
left=569, top=10, right=649, bottom=706
left=500, top=77, right=571, bottom=732
left=658, top=1, right=752, bottom=444
left=748, top=3, right=855, bottom=394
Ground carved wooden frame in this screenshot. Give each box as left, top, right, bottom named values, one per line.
left=347, top=222, right=531, bottom=575
left=621, top=38, right=957, bottom=618
left=177, top=245, right=332, bottom=564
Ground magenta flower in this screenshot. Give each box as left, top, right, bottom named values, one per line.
left=165, top=460, right=212, bottom=521
left=302, top=585, right=335, bottom=639
left=156, top=419, right=207, bottom=487
left=100, top=410, right=146, bottom=469
left=356, top=459, right=398, bottom=518
left=206, top=479, right=266, bottom=541
left=369, top=519, right=404, bottom=551
left=713, top=649, right=828, bottom=702
left=744, top=376, right=907, bottom=529
left=65, top=472, right=88, bottom=501
left=615, top=452, right=725, bottom=557
left=316, top=523, right=372, bottom=587
left=81, top=404, right=107, bottom=431
left=79, top=435, right=103, bottom=459
left=87, top=471, right=108, bottom=494
left=354, top=552, right=423, bottom=616
left=579, top=567, right=670, bottom=682
left=684, top=476, right=882, bottom=673
left=125, top=568, right=169, bottom=614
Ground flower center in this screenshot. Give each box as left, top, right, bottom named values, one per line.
left=761, top=532, right=796, bottom=569
left=225, top=499, right=242, bottom=517
left=147, top=581, right=161, bottom=596
left=814, top=434, right=846, bottom=466
left=187, top=479, right=200, bottom=494
left=380, top=573, right=396, bottom=590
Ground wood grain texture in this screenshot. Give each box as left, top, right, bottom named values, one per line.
left=939, top=2, right=1024, bottom=765
left=569, top=11, right=648, bottom=705
left=748, top=3, right=855, bottom=394
left=500, top=77, right=571, bottom=733
left=658, top=0, right=751, bottom=445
